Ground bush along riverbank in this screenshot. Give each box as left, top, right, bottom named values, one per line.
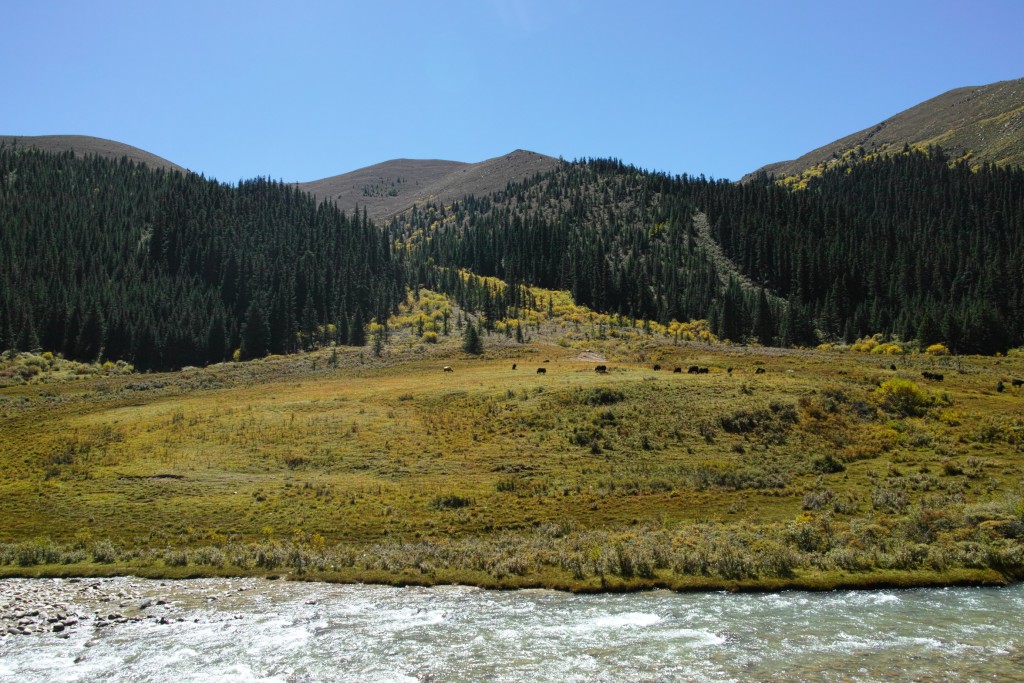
left=3, top=506, right=1022, bottom=592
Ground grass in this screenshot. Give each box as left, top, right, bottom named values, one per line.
left=2, top=296, right=1023, bottom=592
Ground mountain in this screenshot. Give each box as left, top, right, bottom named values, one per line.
left=297, top=149, right=559, bottom=222
left=749, top=77, right=1024, bottom=181
left=0, top=145, right=405, bottom=370
left=0, top=135, right=187, bottom=174
left=401, top=151, right=1024, bottom=354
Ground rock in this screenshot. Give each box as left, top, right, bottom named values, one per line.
left=139, top=599, right=153, bottom=610
left=52, top=623, right=65, bottom=633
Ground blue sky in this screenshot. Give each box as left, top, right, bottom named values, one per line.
left=3, top=1, right=1022, bottom=182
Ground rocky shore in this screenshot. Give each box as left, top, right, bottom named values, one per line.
left=0, top=578, right=186, bottom=640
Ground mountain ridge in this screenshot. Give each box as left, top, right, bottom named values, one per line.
left=0, top=135, right=187, bottom=174
left=746, top=77, right=1024, bottom=181
left=0, top=134, right=559, bottom=223
left=295, top=149, right=560, bottom=222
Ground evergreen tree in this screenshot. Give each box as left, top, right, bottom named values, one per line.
left=462, top=319, right=483, bottom=354
left=240, top=301, right=270, bottom=360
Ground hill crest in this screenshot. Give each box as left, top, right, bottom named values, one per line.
left=0, top=135, right=187, bottom=174
left=747, top=77, right=1024, bottom=181
left=296, top=149, right=560, bottom=222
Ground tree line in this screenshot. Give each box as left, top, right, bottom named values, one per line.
left=398, top=151, right=1023, bottom=353
left=0, top=146, right=406, bottom=369
left=4, top=144, right=1022, bottom=367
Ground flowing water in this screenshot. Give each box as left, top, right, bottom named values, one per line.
left=1, top=577, right=1022, bottom=682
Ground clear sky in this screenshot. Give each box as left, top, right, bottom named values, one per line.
left=3, top=0, right=1022, bottom=182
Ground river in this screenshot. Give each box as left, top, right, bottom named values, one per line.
left=1, top=578, right=1022, bottom=682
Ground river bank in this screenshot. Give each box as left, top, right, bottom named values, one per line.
left=0, top=560, right=1016, bottom=597
left=3, top=577, right=1023, bottom=682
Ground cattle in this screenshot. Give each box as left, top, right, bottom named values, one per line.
left=652, top=364, right=661, bottom=371
left=890, top=363, right=897, bottom=371
left=595, top=365, right=608, bottom=374
left=754, top=367, right=766, bottom=374
left=536, top=367, right=547, bottom=374
left=673, top=367, right=682, bottom=373
left=727, top=367, right=733, bottom=375
left=512, top=363, right=517, bottom=370
left=443, top=366, right=453, bottom=373
left=922, top=371, right=944, bottom=381
left=1012, top=379, right=1024, bottom=388
left=687, top=365, right=700, bottom=374
left=997, top=380, right=1005, bottom=393
left=699, top=367, right=710, bottom=374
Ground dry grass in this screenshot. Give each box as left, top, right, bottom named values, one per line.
left=2, top=299, right=1023, bottom=590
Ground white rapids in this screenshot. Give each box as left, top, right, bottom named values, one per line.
left=1, top=578, right=1022, bottom=682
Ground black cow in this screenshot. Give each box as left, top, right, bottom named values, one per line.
left=1012, top=378, right=1024, bottom=388
left=673, top=367, right=682, bottom=373
left=687, top=365, right=700, bottom=374
left=536, top=367, right=547, bottom=374
left=754, top=367, right=766, bottom=374
left=922, top=371, right=944, bottom=381
left=653, top=364, right=661, bottom=371
left=512, top=363, right=517, bottom=370
left=595, top=365, right=607, bottom=374
left=698, top=367, right=710, bottom=374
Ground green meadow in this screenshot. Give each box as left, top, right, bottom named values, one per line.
left=2, top=300, right=1023, bottom=592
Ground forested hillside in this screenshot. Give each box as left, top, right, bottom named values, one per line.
left=400, top=151, right=1024, bottom=353
left=3, top=144, right=1023, bottom=368
left=399, top=159, right=783, bottom=344
left=703, top=150, right=1024, bottom=354
left=0, top=147, right=406, bottom=369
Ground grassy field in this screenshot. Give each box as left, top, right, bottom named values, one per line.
left=2, top=302, right=1023, bottom=591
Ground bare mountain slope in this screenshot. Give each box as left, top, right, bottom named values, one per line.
left=748, top=77, right=1024, bottom=180
left=0, top=135, right=187, bottom=174
left=297, top=149, right=559, bottom=222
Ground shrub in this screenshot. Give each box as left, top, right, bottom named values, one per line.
left=430, top=494, right=472, bottom=510
left=578, top=387, right=625, bottom=406
left=812, top=453, right=846, bottom=474
left=421, top=331, right=439, bottom=344
left=92, top=539, right=118, bottom=563
left=924, top=343, right=950, bottom=356
left=875, top=378, right=931, bottom=417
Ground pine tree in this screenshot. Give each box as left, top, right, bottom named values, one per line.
left=462, top=319, right=483, bottom=355
left=240, top=301, right=270, bottom=360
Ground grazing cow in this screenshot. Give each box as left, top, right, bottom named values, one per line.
left=512, top=363, right=517, bottom=370
left=699, top=367, right=710, bottom=374
left=687, top=365, right=700, bottom=374
left=673, top=367, right=682, bottom=373
left=595, top=365, right=607, bottom=374
left=727, top=367, right=733, bottom=375
left=890, top=364, right=897, bottom=371
left=652, top=364, right=661, bottom=371
left=921, top=371, right=944, bottom=381
left=1012, top=378, right=1024, bottom=389
left=536, top=367, right=547, bottom=374
left=544, top=359, right=551, bottom=363
left=443, top=366, right=453, bottom=373
left=754, top=367, right=766, bottom=374
left=997, top=380, right=1005, bottom=393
